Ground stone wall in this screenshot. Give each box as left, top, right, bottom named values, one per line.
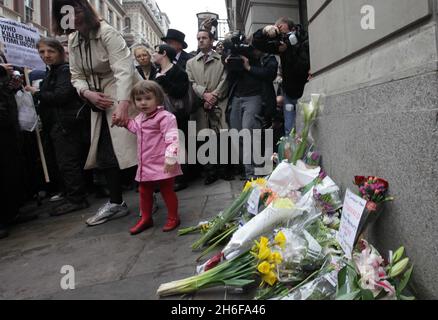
left=301, top=0, right=438, bottom=299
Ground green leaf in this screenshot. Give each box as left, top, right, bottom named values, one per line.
left=361, top=289, right=375, bottom=300
left=337, top=267, right=347, bottom=294
left=336, top=290, right=361, bottom=300
left=399, top=294, right=416, bottom=301
left=397, top=265, right=414, bottom=294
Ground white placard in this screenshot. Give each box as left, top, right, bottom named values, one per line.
left=247, top=188, right=261, bottom=215
left=0, top=18, right=45, bottom=70
left=337, top=189, right=367, bottom=258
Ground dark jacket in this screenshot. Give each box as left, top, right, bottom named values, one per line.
left=136, top=64, right=157, bottom=80
left=175, top=51, right=193, bottom=70
left=227, top=54, right=278, bottom=121
left=154, top=64, right=189, bottom=100
left=35, top=63, right=85, bottom=130
left=280, top=38, right=310, bottom=99
left=0, top=54, right=19, bottom=133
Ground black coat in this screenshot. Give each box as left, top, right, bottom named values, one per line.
left=154, top=64, right=189, bottom=100
left=0, top=54, right=19, bottom=133
left=35, top=63, right=85, bottom=130
left=227, top=54, right=278, bottom=123
left=280, top=39, right=310, bottom=99
left=175, top=51, right=193, bottom=70
left=136, top=64, right=157, bottom=80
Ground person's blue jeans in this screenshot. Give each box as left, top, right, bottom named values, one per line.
left=283, top=95, right=298, bottom=136
left=229, top=95, right=263, bottom=179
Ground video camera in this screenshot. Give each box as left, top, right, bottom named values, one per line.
left=252, top=24, right=307, bottom=54
left=223, top=31, right=254, bottom=72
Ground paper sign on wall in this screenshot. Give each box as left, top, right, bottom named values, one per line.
left=337, top=189, right=367, bottom=258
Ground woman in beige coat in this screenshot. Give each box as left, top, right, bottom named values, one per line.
left=52, top=0, right=140, bottom=226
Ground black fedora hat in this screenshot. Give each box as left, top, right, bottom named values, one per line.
left=161, top=29, right=188, bottom=49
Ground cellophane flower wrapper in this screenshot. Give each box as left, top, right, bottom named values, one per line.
left=267, top=160, right=321, bottom=198
left=223, top=199, right=303, bottom=260
left=279, top=274, right=336, bottom=300
left=304, top=145, right=321, bottom=167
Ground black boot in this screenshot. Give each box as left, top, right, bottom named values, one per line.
left=50, top=199, right=90, bottom=217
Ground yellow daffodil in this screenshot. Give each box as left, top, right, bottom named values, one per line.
left=257, top=261, right=271, bottom=275
left=243, top=181, right=253, bottom=192
left=262, top=271, right=278, bottom=286
left=257, top=246, right=271, bottom=261
left=269, top=251, right=283, bottom=265
left=259, top=237, right=269, bottom=249
left=273, top=198, right=295, bottom=209
left=274, top=231, right=286, bottom=249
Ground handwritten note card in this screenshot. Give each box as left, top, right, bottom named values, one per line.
left=337, top=189, right=367, bottom=258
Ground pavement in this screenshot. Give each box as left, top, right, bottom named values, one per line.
left=0, top=178, right=256, bottom=300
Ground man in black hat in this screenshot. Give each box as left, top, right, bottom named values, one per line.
left=161, top=29, right=193, bottom=71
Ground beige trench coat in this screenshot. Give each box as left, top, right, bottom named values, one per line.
left=186, top=51, right=229, bottom=132
left=69, top=21, right=141, bottom=170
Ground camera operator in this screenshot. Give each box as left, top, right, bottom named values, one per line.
left=275, top=17, right=310, bottom=136
left=223, top=33, right=278, bottom=181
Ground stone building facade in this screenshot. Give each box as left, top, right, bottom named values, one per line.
left=0, top=0, right=52, bottom=35
left=122, top=0, right=170, bottom=49
left=225, top=0, right=307, bottom=35
left=302, top=0, right=438, bottom=299
left=226, top=0, right=438, bottom=299
left=0, top=0, right=170, bottom=50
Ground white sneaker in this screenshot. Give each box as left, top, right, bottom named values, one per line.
left=86, top=201, right=129, bottom=226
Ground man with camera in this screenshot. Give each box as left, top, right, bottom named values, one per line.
left=275, top=17, right=310, bottom=136
left=223, top=32, right=278, bottom=181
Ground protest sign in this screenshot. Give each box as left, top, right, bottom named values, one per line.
left=0, top=18, right=45, bottom=70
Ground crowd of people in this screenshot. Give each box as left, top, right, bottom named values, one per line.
left=0, top=0, right=310, bottom=239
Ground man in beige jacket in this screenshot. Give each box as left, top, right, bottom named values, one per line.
left=186, top=30, right=231, bottom=185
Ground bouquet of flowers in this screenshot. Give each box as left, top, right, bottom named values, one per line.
left=354, top=176, right=394, bottom=242
left=336, top=240, right=414, bottom=300
left=291, top=94, right=321, bottom=165
left=304, top=145, right=321, bottom=168
left=156, top=233, right=287, bottom=297
left=278, top=256, right=342, bottom=300
left=276, top=94, right=321, bottom=165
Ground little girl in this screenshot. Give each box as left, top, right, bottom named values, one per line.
left=115, top=80, right=182, bottom=235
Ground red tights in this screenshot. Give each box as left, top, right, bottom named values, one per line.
left=139, top=178, right=179, bottom=223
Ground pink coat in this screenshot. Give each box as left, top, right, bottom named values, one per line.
left=126, top=107, right=182, bottom=182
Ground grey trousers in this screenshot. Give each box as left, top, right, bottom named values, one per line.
left=229, top=95, right=263, bottom=178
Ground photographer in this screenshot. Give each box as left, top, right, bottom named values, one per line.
left=223, top=33, right=278, bottom=180
left=275, top=17, right=310, bottom=136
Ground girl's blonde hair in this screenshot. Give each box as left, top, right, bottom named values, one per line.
left=131, top=80, right=165, bottom=106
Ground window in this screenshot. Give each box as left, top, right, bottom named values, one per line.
left=117, top=17, right=121, bottom=31
left=99, top=0, right=105, bottom=17
left=108, top=9, right=114, bottom=26
left=25, top=0, right=34, bottom=22
left=125, top=17, right=131, bottom=32
left=0, top=0, right=5, bottom=6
